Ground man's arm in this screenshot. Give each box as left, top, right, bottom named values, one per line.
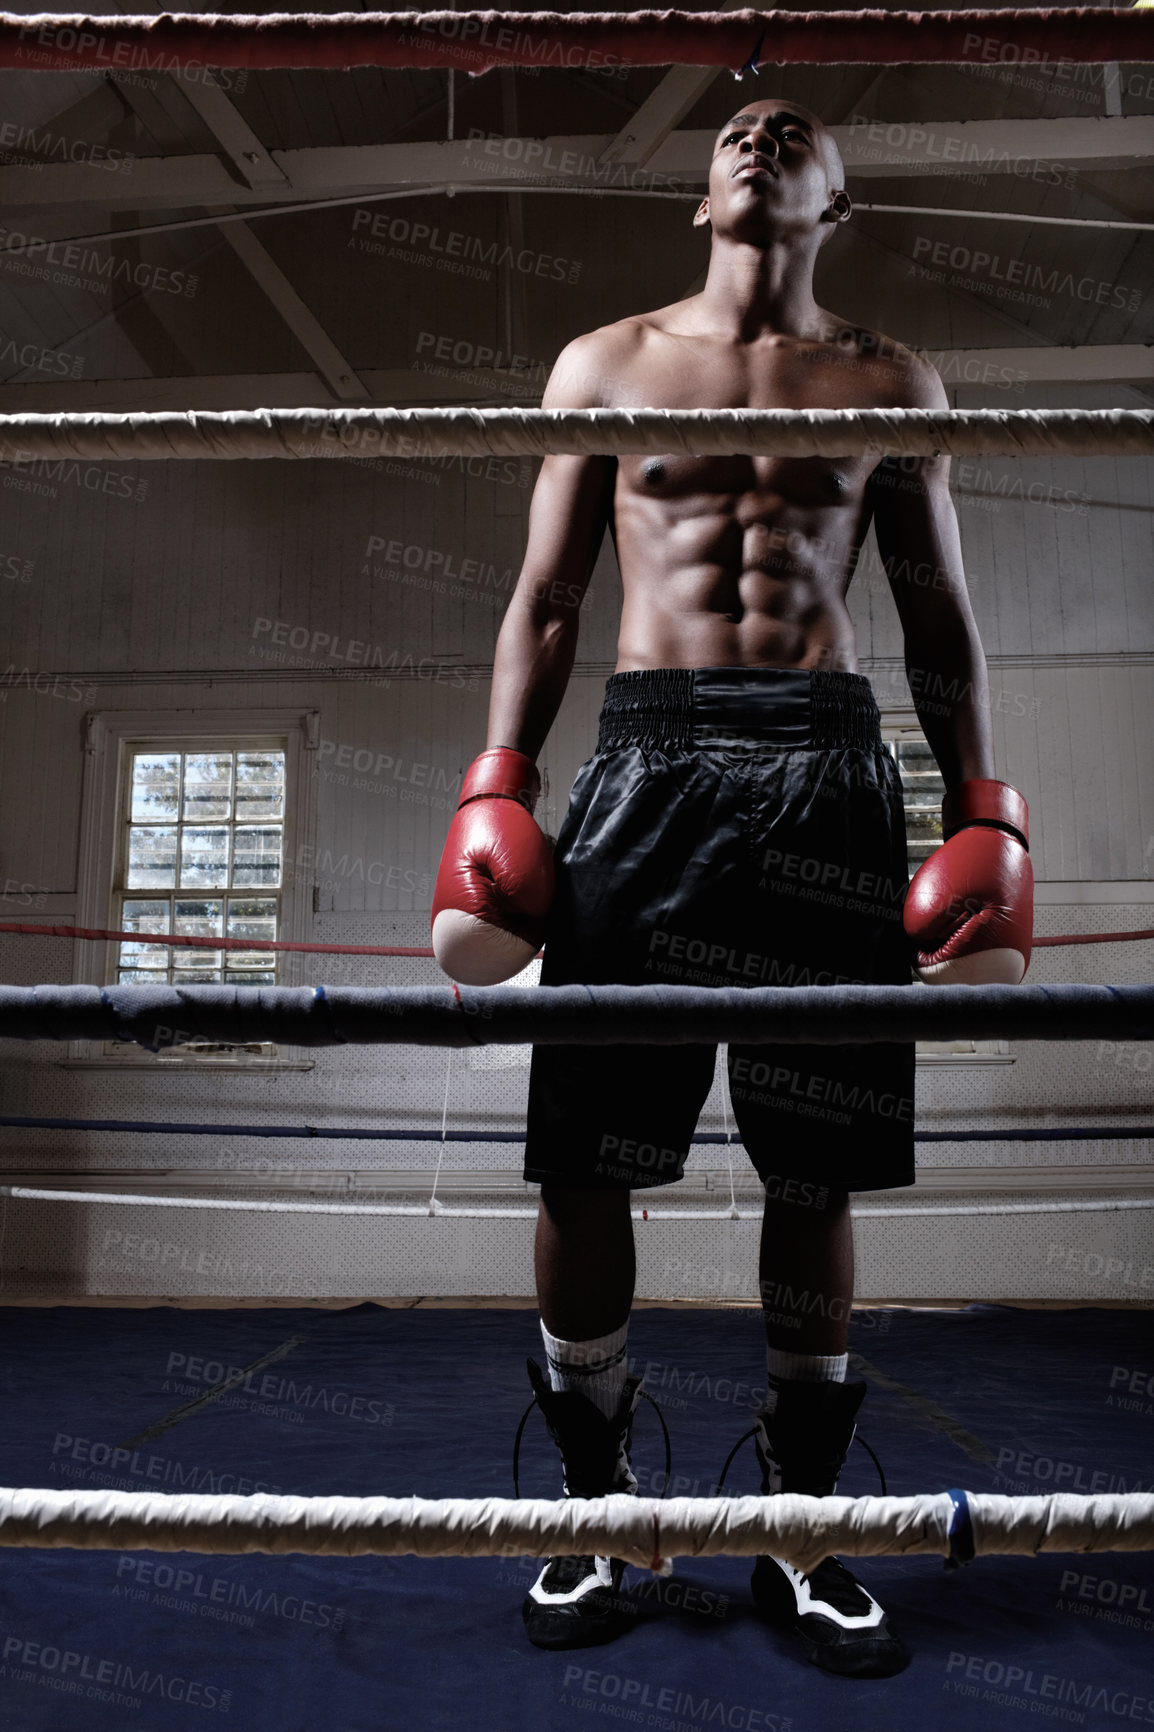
left=871, top=358, right=1033, bottom=985
left=487, top=332, right=618, bottom=759
left=430, top=331, right=619, bottom=983
left=868, top=363, right=993, bottom=789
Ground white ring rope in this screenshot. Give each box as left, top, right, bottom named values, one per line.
left=0, top=1489, right=1149, bottom=1572
left=20, top=186, right=1153, bottom=260
left=3, top=1186, right=1152, bottom=1220
left=0, top=408, right=1149, bottom=463
left=855, top=201, right=1154, bottom=234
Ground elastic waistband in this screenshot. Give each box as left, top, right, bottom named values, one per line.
left=596, top=667, right=881, bottom=753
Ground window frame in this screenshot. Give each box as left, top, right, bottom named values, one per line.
left=66, top=707, right=318, bottom=1070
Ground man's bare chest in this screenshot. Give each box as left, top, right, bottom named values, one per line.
left=604, top=337, right=904, bottom=506
left=604, top=336, right=904, bottom=415
left=611, top=356, right=887, bottom=506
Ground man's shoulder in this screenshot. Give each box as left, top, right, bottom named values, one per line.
left=545, top=316, right=652, bottom=408
left=844, top=322, right=947, bottom=409
left=557, top=314, right=651, bottom=366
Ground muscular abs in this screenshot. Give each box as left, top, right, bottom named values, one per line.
left=603, top=324, right=909, bottom=674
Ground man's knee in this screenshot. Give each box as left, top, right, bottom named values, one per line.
left=760, top=1178, right=848, bottom=1221
left=538, top=1182, right=632, bottom=1221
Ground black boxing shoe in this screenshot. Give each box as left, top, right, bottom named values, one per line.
left=724, top=1377, right=910, bottom=1678
left=523, top=1550, right=630, bottom=1650
left=515, top=1358, right=656, bottom=1651
left=749, top=1551, right=908, bottom=1679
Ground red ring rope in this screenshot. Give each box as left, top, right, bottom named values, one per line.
left=0, top=921, right=1150, bottom=958
left=0, top=921, right=434, bottom=958
left=0, top=10, right=1147, bottom=75
left=1032, top=931, right=1154, bottom=949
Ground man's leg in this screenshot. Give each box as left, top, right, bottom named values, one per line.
left=518, top=673, right=722, bottom=1647
left=759, top=1187, right=852, bottom=1361
left=536, top=1184, right=635, bottom=1341
left=749, top=1181, right=908, bottom=1677
left=522, top=1185, right=641, bottom=1650
left=535, top=1184, right=635, bottom=1418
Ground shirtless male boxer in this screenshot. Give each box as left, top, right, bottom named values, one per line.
left=432, top=99, right=1033, bottom=1677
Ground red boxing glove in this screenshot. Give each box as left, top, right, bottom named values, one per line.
left=903, top=779, right=1034, bottom=986
left=431, top=747, right=555, bottom=986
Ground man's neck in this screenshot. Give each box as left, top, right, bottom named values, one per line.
left=693, top=238, right=827, bottom=344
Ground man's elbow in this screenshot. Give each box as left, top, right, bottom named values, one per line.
left=518, top=573, right=588, bottom=632
left=903, top=613, right=986, bottom=669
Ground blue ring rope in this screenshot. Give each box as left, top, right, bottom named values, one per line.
left=0, top=1117, right=1151, bottom=1142
left=3, top=982, right=1153, bottom=1049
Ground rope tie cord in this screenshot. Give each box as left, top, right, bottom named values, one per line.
left=1, top=983, right=1152, bottom=1049
left=0, top=11, right=1149, bottom=73
left=0, top=410, right=1149, bottom=465
left=0, top=1490, right=1149, bottom=1571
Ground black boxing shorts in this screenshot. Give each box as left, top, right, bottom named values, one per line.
left=523, top=666, right=916, bottom=1194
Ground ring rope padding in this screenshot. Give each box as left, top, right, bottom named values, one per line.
left=0, top=1488, right=1148, bottom=1570
left=1, top=983, right=1152, bottom=1048
left=0, top=11, right=1148, bottom=73
left=0, top=409, right=1149, bottom=464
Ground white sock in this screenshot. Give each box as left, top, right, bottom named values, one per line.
left=540, top=1319, right=629, bottom=1420
left=764, top=1346, right=847, bottom=1412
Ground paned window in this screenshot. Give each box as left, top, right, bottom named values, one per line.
left=114, top=748, right=285, bottom=986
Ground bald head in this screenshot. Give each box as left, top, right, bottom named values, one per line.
left=715, top=98, right=845, bottom=191
left=703, top=98, right=850, bottom=248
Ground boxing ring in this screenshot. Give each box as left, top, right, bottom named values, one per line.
left=0, top=5, right=1151, bottom=1604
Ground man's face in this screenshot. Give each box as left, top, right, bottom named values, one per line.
left=696, top=100, right=847, bottom=243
